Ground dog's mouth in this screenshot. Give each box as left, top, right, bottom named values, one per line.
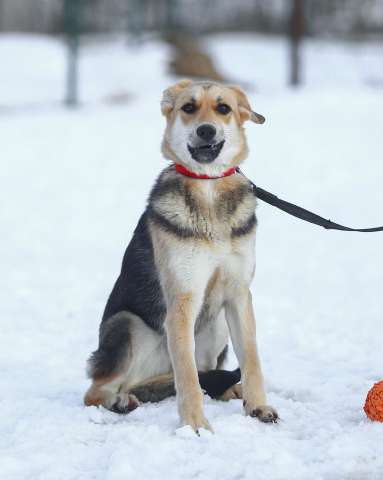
left=187, top=140, right=225, bottom=164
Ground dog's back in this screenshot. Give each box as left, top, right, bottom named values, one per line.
left=101, top=211, right=166, bottom=329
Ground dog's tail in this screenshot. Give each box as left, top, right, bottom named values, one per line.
left=130, top=368, right=241, bottom=403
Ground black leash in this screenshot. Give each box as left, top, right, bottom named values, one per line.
left=236, top=168, right=383, bottom=233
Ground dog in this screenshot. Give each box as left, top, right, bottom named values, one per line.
left=84, top=79, right=278, bottom=433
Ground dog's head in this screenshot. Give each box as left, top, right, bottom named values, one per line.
left=161, top=79, right=264, bottom=175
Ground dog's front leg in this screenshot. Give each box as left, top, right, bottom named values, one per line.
left=165, top=292, right=212, bottom=433
left=225, top=286, right=278, bottom=423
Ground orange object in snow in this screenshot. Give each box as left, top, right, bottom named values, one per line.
left=364, top=381, right=383, bottom=422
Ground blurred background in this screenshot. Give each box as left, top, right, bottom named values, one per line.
left=1, top=2, right=383, bottom=478
left=1, top=0, right=383, bottom=107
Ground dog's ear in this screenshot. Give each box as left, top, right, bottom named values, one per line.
left=161, top=79, right=193, bottom=116
left=229, top=85, right=265, bottom=125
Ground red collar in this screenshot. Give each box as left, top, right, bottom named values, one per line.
left=175, top=163, right=237, bottom=179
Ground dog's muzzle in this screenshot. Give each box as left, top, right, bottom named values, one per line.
left=187, top=140, right=225, bottom=164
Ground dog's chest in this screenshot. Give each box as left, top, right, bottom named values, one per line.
left=187, top=183, right=230, bottom=238
left=151, top=175, right=256, bottom=242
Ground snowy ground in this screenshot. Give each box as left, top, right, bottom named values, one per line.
left=1, top=33, right=383, bottom=480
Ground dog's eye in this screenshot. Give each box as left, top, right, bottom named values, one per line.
left=181, top=103, right=197, bottom=114
left=216, top=103, right=231, bottom=115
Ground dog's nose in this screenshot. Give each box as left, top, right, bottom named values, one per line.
left=196, top=124, right=216, bottom=142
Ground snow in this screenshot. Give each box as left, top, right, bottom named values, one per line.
left=1, top=33, right=382, bottom=480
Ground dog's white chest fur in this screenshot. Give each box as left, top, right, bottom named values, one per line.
left=149, top=170, right=257, bottom=301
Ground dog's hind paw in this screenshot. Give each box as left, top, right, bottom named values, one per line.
left=110, top=393, right=141, bottom=414
left=218, top=383, right=243, bottom=401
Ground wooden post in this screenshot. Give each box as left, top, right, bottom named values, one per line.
left=289, top=0, right=304, bottom=87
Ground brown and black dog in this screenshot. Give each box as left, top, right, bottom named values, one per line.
left=84, top=80, right=278, bottom=433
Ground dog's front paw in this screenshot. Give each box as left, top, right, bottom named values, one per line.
left=180, top=408, right=213, bottom=434
left=243, top=402, right=279, bottom=423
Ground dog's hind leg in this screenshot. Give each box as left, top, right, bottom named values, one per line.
left=84, top=311, right=242, bottom=413
left=84, top=310, right=172, bottom=413
left=84, top=311, right=138, bottom=412
left=84, top=375, right=141, bottom=413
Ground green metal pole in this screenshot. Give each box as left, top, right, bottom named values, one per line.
left=66, top=34, right=79, bottom=107
left=64, top=0, right=82, bottom=107
left=0, top=0, right=4, bottom=32
left=289, top=0, right=304, bottom=87
left=166, top=0, right=177, bottom=34
left=127, top=0, right=144, bottom=43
